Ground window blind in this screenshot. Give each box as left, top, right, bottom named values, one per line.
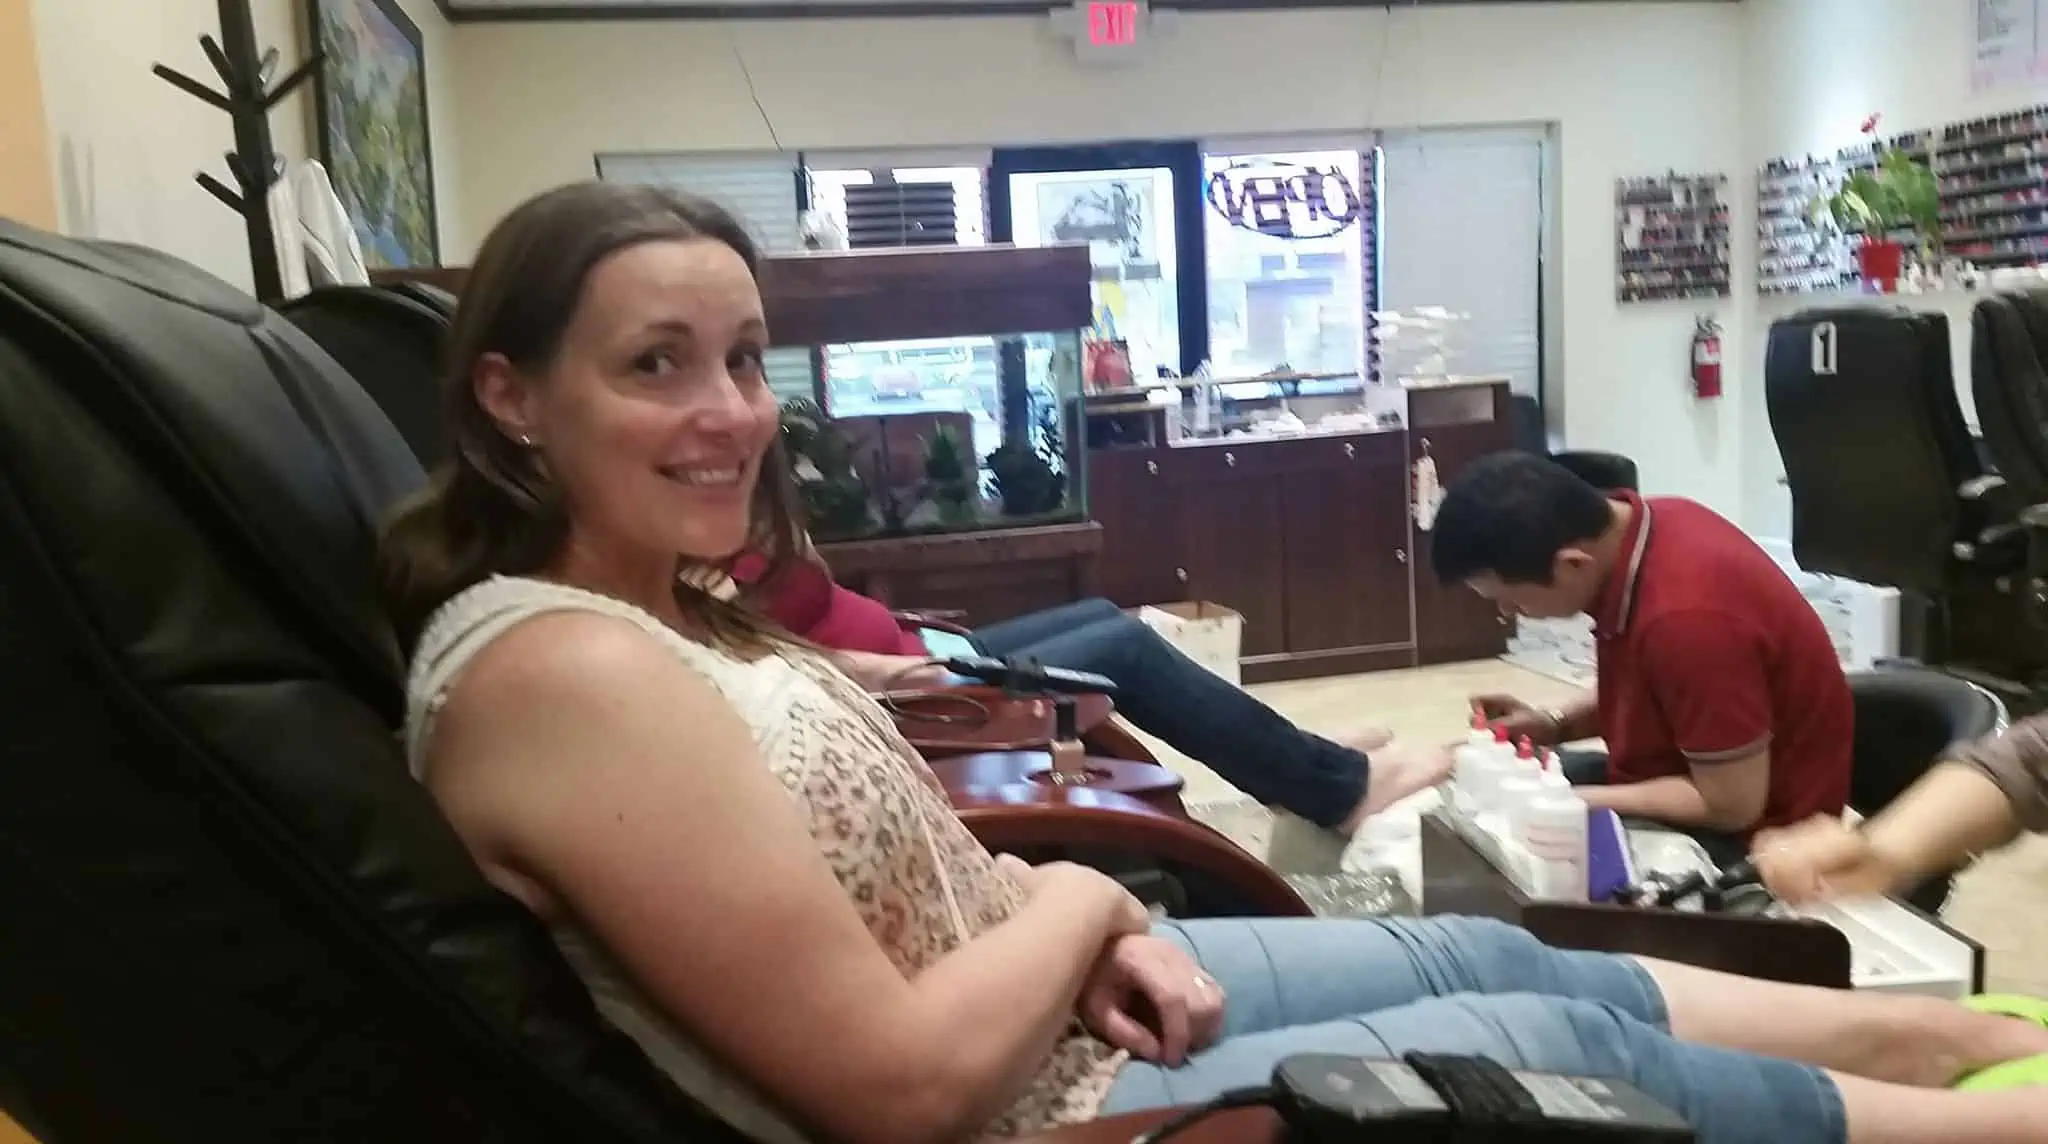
left=1377, top=129, right=1545, bottom=399
left=593, top=151, right=816, bottom=402
left=806, top=162, right=987, bottom=251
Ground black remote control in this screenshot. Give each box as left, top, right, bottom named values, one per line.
left=1271, top=1053, right=1695, bottom=1142
left=939, top=655, right=1119, bottom=697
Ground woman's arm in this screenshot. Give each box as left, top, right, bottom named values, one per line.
left=833, top=649, right=948, bottom=693
left=1943, top=713, right=2048, bottom=835
left=429, top=613, right=1144, bottom=1144
left=1754, top=749, right=2030, bottom=904
left=1858, top=762, right=2023, bottom=884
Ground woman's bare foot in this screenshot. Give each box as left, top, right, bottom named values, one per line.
left=1340, top=741, right=1454, bottom=832
left=1343, top=726, right=1395, bottom=753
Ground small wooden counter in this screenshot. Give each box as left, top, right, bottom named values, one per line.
left=1089, top=380, right=1514, bottom=682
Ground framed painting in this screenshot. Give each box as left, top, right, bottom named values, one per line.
left=305, top=0, right=439, bottom=268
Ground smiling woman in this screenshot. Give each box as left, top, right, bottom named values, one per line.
left=377, top=181, right=814, bottom=654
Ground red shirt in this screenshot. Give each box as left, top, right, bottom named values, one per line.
left=729, top=553, right=927, bottom=657
left=1592, top=492, right=1852, bottom=834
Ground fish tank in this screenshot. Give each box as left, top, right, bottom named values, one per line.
left=760, top=245, right=1091, bottom=542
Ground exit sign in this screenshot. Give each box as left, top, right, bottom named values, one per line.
left=1055, top=0, right=1153, bottom=63
left=1088, top=1, right=1140, bottom=45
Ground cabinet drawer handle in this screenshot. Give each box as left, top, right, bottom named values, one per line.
left=1175, top=567, right=1190, bottom=583
left=1224, top=452, right=1237, bottom=467
left=1146, top=460, right=1159, bottom=476
left=1343, top=442, right=1356, bottom=459
left=1395, top=548, right=1408, bottom=564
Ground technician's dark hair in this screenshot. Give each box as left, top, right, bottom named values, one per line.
left=377, top=180, right=810, bottom=655
left=1428, top=451, right=1616, bottom=586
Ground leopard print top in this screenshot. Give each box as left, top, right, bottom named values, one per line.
left=404, top=575, right=1126, bottom=1142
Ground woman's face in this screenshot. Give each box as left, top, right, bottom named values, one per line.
left=478, top=237, right=779, bottom=569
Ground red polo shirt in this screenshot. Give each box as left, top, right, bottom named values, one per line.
left=1593, top=492, right=1852, bottom=835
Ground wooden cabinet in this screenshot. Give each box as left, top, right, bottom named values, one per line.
left=1091, top=449, right=1191, bottom=608
left=1087, top=379, right=1516, bottom=681
left=1278, top=435, right=1413, bottom=657
left=1410, top=424, right=1517, bottom=665
left=1091, top=432, right=1417, bottom=682
left=1173, top=451, right=1288, bottom=656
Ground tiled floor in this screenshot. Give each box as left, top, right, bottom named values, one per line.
left=1137, top=660, right=2048, bottom=997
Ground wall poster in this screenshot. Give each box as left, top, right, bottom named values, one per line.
left=1974, top=0, right=2048, bottom=92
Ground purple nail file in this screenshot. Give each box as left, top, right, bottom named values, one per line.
left=1585, top=808, right=1636, bottom=903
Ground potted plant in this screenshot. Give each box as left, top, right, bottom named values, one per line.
left=921, top=425, right=977, bottom=524
left=1809, top=114, right=1940, bottom=292
left=777, top=399, right=874, bottom=540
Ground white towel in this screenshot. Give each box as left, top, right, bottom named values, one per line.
left=266, top=164, right=311, bottom=300
left=292, top=159, right=370, bottom=288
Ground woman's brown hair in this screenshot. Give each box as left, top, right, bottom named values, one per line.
left=377, top=180, right=811, bottom=654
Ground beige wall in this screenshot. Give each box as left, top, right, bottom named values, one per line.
left=0, top=0, right=56, bottom=226
left=30, top=0, right=458, bottom=293
left=1738, top=0, right=2048, bottom=537
left=450, top=3, right=1751, bottom=514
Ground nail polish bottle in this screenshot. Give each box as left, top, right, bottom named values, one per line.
left=1049, top=695, right=1087, bottom=780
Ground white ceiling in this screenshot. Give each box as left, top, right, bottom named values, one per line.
left=438, top=0, right=1735, bottom=19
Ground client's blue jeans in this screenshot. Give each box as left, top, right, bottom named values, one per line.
left=1102, top=916, right=1846, bottom=1144
left=968, top=598, right=1369, bottom=827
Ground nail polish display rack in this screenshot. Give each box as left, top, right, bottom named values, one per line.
left=1758, top=102, right=2048, bottom=296
left=1614, top=173, right=1731, bottom=304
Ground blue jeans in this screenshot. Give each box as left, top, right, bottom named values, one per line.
left=1101, top=916, right=1846, bottom=1144
left=967, top=598, right=1369, bottom=827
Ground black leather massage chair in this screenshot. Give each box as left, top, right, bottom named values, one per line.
left=0, top=225, right=760, bottom=1142
left=1765, top=305, right=2048, bottom=710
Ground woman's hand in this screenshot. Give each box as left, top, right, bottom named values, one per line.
left=1752, top=815, right=1910, bottom=904
left=995, top=854, right=1152, bottom=938
left=1077, top=934, right=1226, bottom=1066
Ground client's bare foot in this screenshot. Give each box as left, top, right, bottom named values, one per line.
left=1340, top=741, right=1454, bottom=832
left=1342, top=726, right=1395, bottom=753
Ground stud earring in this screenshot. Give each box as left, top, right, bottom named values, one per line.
left=518, top=433, right=535, bottom=447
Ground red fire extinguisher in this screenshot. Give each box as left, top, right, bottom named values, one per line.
left=1691, top=316, right=1723, bottom=399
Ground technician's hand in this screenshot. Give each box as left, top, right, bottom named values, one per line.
left=1469, top=693, right=1552, bottom=743
left=1751, top=815, right=1909, bottom=904
left=1079, top=934, right=1226, bottom=1066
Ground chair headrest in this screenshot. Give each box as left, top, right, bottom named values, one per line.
left=281, top=283, right=459, bottom=470
left=0, top=225, right=423, bottom=708
left=1971, top=292, right=2048, bottom=505
left=1765, top=307, right=1974, bottom=594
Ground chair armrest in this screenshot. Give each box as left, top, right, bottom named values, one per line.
left=952, top=786, right=1313, bottom=918
left=894, top=609, right=971, bottom=635
left=1011, top=1106, right=1283, bottom=1143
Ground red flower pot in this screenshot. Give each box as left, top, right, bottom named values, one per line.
left=1857, top=238, right=1905, bottom=292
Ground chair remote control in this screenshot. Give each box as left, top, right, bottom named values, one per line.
left=1271, top=1053, right=1695, bottom=1142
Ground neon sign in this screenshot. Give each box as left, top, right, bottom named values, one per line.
left=1205, top=160, right=1365, bottom=240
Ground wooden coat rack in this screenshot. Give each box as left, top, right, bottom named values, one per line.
left=152, top=0, right=323, bottom=302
